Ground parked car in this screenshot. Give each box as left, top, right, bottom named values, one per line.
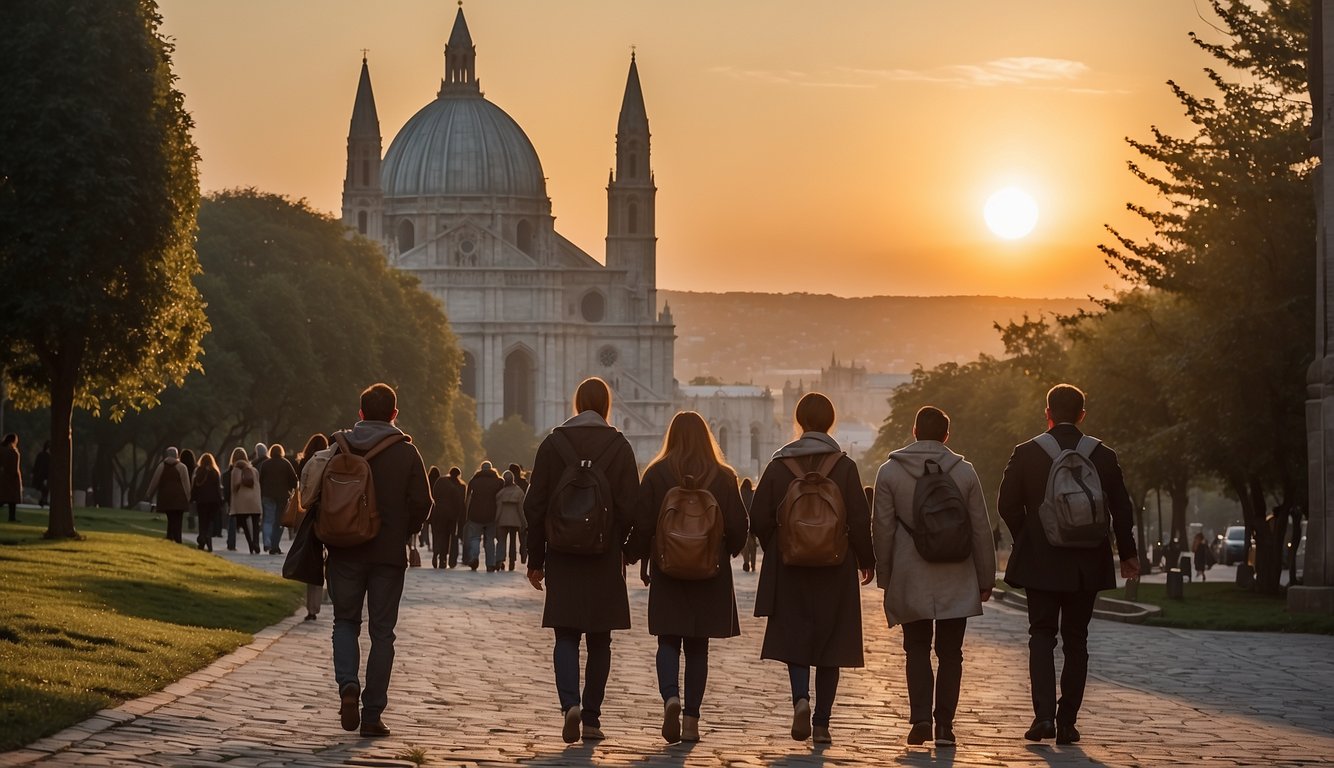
left=1217, top=525, right=1247, bottom=565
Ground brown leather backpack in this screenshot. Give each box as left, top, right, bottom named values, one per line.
left=314, top=432, right=405, bottom=547
left=776, top=453, right=848, bottom=567
left=653, top=467, right=723, bottom=580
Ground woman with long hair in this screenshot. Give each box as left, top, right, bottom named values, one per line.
left=296, top=433, right=330, bottom=620
left=192, top=452, right=223, bottom=552
left=627, top=411, right=749, bottom=743
left=228, top=446, right=263, bottom=554
left=750, top=392, right=874, bottom=745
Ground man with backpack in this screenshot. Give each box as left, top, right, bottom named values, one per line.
left=323, top=383, right=432, bottom=738
left=998, top=384, right=1138, bottom=746
left=464, top=461, right=505, bottom=571
left=873, top=406, right=996, bottom=747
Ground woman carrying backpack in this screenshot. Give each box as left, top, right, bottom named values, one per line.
left=524, top=377, right=641, bottom=744
left=228, top=447, right=263, bottom=554
left=626, top=411, right=749, bottom=744
left=750, top=392, right=874, bottom=745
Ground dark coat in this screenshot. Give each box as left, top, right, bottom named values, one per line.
left=998, top=423, right=1137, bottom=593
left=430, top=475, right=465, bottom=537
left=32, top=449, right=50, bottom=489
left=0, top=445, right=20, bottom=504
left=627, top=462, right=749, bottom=638
left=524, top=417, right=639, bottom=633
left=191, top=466, right=223, bottom=505
left=259, top=454, right=298, bottom=502
left=324, top=421, right=433, bottom=569
left=751, top=450, right=874, bottom=668
left=465, top=467, right=504, bottom=524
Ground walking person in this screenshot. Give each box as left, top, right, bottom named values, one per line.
left=192, top=452, right=224, bottom=552
left=524, top=377, right=640, bottom=744
left=297, top=433, right=330, bottom=619
left=1, top=434, right=20, bottom=522
left=1192, top=531, right=1215, bottom=582
left=430, top=467, right=466, bottom=568
left=423, top=466, right=441, bottom=550
left=496, top=471, right=527, bottom=571
left=750, top=392, right=874, bottom=745
left=626, top=411, right=749, bottom=743
left=464, top=461, right=504, bottom=571
left=32, top=441, right=50, bottom=508
left=145, top=447, right=191, bottom=544
left=325, top=383, right=432, bottom=737
left=998, top=384, right=1138, bottom=745
left=228, top=447, right=263, bottom=554
left=259, top=443, right=297, bottom=554
left=740, top=478, right=757, bottom=572
left=873, top=406, right=996, bottom=746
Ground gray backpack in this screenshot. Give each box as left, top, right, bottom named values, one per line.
left=1034, top=434, right=1108, bottom=549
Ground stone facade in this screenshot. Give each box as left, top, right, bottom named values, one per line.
left=676, top=385, right=783, bottom=481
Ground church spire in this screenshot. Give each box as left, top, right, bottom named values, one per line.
left=441, top=5, right=479, bottom=95
left=342, top=54, right=383, bottom=241
left=606, top=52, right=657, bottom=321
left=618, top=52, right=649, bottom=135
left=349, top=55, right=380, bottom=138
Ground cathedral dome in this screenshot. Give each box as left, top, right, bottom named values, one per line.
left=381, top=94, right=546, bottom=200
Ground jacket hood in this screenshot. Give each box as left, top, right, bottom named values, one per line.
left=341, top=420, right=406, bottom=452
left=888, top=440, right=963, bottom=479
left=772, top=431, right=841, bottom=459
left=560, top=411, right=611, bottom=429
left=162, top=457, right=179, bottom=466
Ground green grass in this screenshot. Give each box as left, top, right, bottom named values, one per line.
left=0, top=508, right=302, bottom=751
left=995, top=579, right=1334, bottom=634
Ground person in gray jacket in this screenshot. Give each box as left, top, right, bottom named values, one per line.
left=873, top=406, right=995, bottom=748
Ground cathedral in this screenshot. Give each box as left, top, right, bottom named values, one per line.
left=340, top=8, right=676, bottom=460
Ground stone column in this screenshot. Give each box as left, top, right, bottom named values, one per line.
left=1290, top=0, right=1334, bottom=614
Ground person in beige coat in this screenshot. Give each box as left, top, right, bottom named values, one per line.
left=228, top=447, right=264, bottom=554
left=873, top=406, right=996, bottom=748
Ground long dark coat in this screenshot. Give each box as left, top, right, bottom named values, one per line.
left=998, top=423, right=1137, bottom=593
left=0, top=445, right=21, bottom=505
left=751, top=450, right=874, bottom=668
left=430, top=475, right=465, bottom=540
left=525, top=420, right=639, bottom=633
left=466, top=467, right=504, bottom=524
left=627, top=462, right=749, bottom=638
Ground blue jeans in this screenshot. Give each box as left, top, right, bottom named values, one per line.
left=464, top=521, right=498, bottom=568
left=789, top=665, right=840, bottom=727
left=656, top=636, right=709, bottom=717
left=327, top=558, right=406, bottom=720
left=554, top=628, right=611, bottom=726
left=261, top=497, right=282, bottom=551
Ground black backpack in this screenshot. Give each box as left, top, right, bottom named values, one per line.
left=545, top=430, right=619, bottom=555
left=898, top=458, right=972, bottom=563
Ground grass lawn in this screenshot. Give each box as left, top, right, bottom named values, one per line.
left=995, top=579, right=1334, bottom=634
left=0, top=507, right=302, bottom=751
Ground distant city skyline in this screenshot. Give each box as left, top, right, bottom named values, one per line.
left=160, top=1, right=1232, bottom=298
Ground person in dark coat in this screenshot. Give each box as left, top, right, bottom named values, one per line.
left=146, top=447, right=192, bottom=543
left=464, top=461, right=505, bottom=571
left=740, top=478, right=757, bottom=572
left=998, top=383, right=1138, bottom=746
left=524, top=377, right=639, bottom=744
left=626, top=411, right=748, bottom=744
left=751, top=392, right=874, bottom=745
left=259, top=443, right=298, bottom=554
left=431, top=467, right=466, bottom=568
left=1, top=434, right=21, bottom=522
left=191, top=452, right=224, bottom=552
left=32, top=441, right=50, bottom=508
left=325, top=383, right=432, bottom=738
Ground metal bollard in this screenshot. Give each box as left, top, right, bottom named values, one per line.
left=1166, top=568, right=1184, bottom=599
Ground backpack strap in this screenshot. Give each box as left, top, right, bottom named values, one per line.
left=676, top=463, right=719, bottom=491
left=1034, top=433, right=1062, bottom=460
left=781, top=452, right=844, bottom=479
left=552, top=429, right=620, bottom=469
left=1075, top=436, right=1101, bottom=459
left=364, top=433, right=407, bottom=461
left=817, top=452, right=843, bottom=477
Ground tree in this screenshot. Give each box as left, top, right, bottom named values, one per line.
left=481, top=415, right=541, bottom=471
left=0, top=1, right=206, bottom=538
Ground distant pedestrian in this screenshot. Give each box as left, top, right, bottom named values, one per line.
left=626, top=411, right=749, bottom=743
left=509, top=463, right=530, bottom=492
left=325, top=383, right=431, bottom=738
left=496, top=470, right=527, bottom=571
left=524, top=377, right=640, bottom=743
left=1192, top=532, right=1215, bottom=581
left=180, top=449, right=197, bottom=538
left=423, top=466, right=441, bottom=550
left=998, top=384, right=1138, bottom=746
left=146, top=447, right=191, bottom=544
left=750, top=392, right=874, bottom=745
left=740, top=478, right=757, bottom=572
left=192, top=452, right=224, bottom=552
left=430, top=467, right=466, bottom=569
left=228, top=447, right=263, bottom=554
left=32, top=441, right=50, bottom=508
left=296, top=433, right=330, bottom=619
left=259, top=443, right=298, bottom=554
left=1, top=434, right=21, bottom=522
left=873, top=406, right=996, bottom=747
left=464, top=461, right=504, bottom=571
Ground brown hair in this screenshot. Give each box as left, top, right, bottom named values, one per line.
left=794, top=392, right=836, bottom=434
left=194, top=452, right=218, bottom=485
left=299, top=433, right=328, bottom=463
left=573, top=377, right=612, bottom=419
left=649, top=411, right=733, bottom=482
left=914, top=406, right=950, bottom=442
left=1046, top=383, right=1086, bottom=424
left=360, top=382, right=398, bottom=422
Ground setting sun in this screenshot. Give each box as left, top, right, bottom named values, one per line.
left=983, top=187, right=1039, bottom=240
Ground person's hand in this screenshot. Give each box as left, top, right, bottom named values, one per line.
left=527, top=568, right=544, bottom=591
left=859, top=567, right=875, bottom=585
left=1120, top=557, right=1141, bottom=580
left=980, top=587, right=993, bottom=603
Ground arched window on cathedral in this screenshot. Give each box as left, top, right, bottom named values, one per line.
left=357, top=210, right=368, bottom=235
left=517, top=219, right=534, bottom=256
left=627, top=202, right=638, bottom=235
left=718, top=426, right=731, bottom=459
left=581, top=291, right=605, bottom=323
left=750, top=425, right=761, bottom=464
left=628, top=153, right=637, bottom=178
left=397, top=219, right=415, bottom=253
left=504, top=348, right=536, bottom=427
left=361, top=158, right=370, bottom=186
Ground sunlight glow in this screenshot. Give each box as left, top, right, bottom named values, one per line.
left=983, top=187, right=1039, bottom=240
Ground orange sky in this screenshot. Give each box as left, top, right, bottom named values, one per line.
left=159, top=0, right=1224, bottom=299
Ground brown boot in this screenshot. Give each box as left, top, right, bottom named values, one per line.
left=682, top=715, right=700, bottom=742
left=662, top=696, right=681, bottom=743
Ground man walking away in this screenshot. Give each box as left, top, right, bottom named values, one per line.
left=259, top=443, right=297, bottom=554
left=998, top=384, right=1138, bottom=745
left=464, top=461, right=504, bottom=571
left=33, top=441, right=50, bottom=508
left=326, top=383, right=432, bottom=738
left=430, top=467, right=466, bottom=568
left=145, top=447, right=192, bottom=543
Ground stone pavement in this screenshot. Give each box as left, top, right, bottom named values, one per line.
left=5, top=549, right=1334, bottom=767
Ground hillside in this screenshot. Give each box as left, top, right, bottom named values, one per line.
left=660, top=291, right=1089, bottom=389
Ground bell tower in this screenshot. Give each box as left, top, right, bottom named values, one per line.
left=341, top=54, right=383, bottom=242
left=605, top=53, right=657, bottom=321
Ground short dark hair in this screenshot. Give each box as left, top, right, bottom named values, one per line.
left=914, top=406, right=950, bottom=442
left=448, top=466, right=461, bottom=478
left=360, top=382, right=397, bottom=421
left=574, top=377, right=612, bottom=419
left=2, top=433, right=16, bottom=446
left=794, top=392, right=836, bottom=434
left=1047, top=383, right=1086, bottom=424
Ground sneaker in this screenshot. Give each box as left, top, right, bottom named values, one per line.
left=339, top=685, right=360, bottom=732
left=935, top=723, right=956, bottom=746
left=907, top=721, right=932, bottom=745
left=791, top=698, right=812, bottom=741
left=662, top=696, right=682, bottom=743
left=562, top=705, right=581, bottom=744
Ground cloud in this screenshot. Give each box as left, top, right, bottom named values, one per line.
left=711, top=65, right=875, bottom=90
left=842, top=57, right=1127, bottom=94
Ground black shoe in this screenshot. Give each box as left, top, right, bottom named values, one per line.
left=1025, top=718, right=1056, bottom=742
left=227, top=546, right=237, bottom=552
left=906, top=721, right=932, bottom=745
left=469, top=561, right=479, bottom=571
left=790, top=698, right=811, bottom=741
left=360, top=719, right=390, bottom=738
left=934, top=723, right=956, bottom=746
left=1056, top=723, right=1081, bottom=745
left=304, top=613, right=316, bottom=621
left=339, top=685, right=360, bottom=732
